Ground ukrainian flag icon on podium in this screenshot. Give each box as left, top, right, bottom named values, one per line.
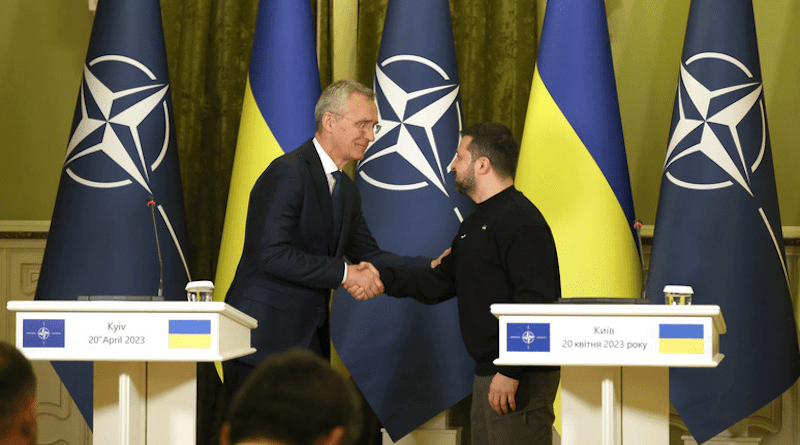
left=168, top=320, right=212, bottom=349
left=659, top=324, right=704, bottom=354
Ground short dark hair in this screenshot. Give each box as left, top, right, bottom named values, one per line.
left=460, top=122, right=520, bottom=179
left=226, top=348, right=363, bottom=445
left=0, top=341, right=36, bottom=437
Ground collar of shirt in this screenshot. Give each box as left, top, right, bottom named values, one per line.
left=476, top=185, right=516, bottom=212
left=313, top=137, right=340, bottom=193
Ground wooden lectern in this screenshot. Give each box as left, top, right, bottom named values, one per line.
left=7, top=300, right=257, bottom=445
left=492, top=304, right=725, bottom=445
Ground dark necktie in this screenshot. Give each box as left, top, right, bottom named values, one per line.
left=331, top=170, right=343, bottom=245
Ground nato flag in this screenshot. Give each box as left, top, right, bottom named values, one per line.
left=35, top=0, right=190, bottom=429
left=330, top=0, right=475, bottom=440
left=646, top=0, right=800, bottom=442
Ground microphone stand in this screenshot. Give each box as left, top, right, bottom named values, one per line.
left=147, top=197, right=164, bottom=298
left=633, top=221, right=649, bottom=303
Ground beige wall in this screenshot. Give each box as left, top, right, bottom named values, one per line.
left=1, top=0, right=798, bottom=225
left=0, top=0, right=93, bottom=220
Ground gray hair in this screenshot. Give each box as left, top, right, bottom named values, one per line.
left=315, top=80, right=375, bottom=131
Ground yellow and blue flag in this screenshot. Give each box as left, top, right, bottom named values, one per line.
left=168, top=320, right=212, bottom=349
left=330, top=0, right=475, bottom=440
left=658, top=324, right=704, bottom=354
left=647, top=0, right=800, bottom=441
left=516, top=0, right=642, bottom=301
left=34, top=0, right=191, bottom=429
left=214, top=0, right=321, bottom=305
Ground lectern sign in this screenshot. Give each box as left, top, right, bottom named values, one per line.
left=10, top=301, right=258, bottom=363
left=494, top=304, right=725, bottom=368
left=17, top=312, right=216, bottom=361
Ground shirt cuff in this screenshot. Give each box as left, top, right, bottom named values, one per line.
left=341, top=262, right=348, bottom=285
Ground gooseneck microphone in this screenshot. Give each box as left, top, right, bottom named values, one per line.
left=147, top=196, right=165, bottom=298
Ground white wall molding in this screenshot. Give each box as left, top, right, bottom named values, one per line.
left=640, top=225, right=800, bottom=241
left=0, top=220, right=50, bottom=233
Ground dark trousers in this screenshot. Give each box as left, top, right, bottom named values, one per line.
left=471, top=369, right=560, bottom=445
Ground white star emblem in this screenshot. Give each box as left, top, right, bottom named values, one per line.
left=358, top=55, right=461, bottom=197
left=522, top=330, right=535, bottom=345
left=664, top=51, right=788, bottom=287
left=664, top=52, right=765, bottom=196
left=64, top=55, right=170, bottom=193
left=62, top=54, right=190, bottom=279
left=37, top=326, right=51, bottom=340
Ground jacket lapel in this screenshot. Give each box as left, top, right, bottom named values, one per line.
left=300, top=141, right=337, bottom=254
left=334, top=173, right=357, bottom=257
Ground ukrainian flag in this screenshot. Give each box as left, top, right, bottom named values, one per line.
left=213, top=0, right=321, bottom=304
left=659, top=324, right=704, bottom=354
left=169, top=320, right=212, bottom=349
left=516, top=0, right=642, bottom=300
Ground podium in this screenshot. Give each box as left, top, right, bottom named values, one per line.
left=7, top=300, right=257, bottom=445
left=492, top=304, right=725, bottom=445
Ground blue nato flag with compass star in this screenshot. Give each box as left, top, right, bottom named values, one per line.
left=34, top=0, right=190, bottom=430
left=646, top=0, right=800, bottom=442
left=507, top=323, right=551, bottom=352
left=329, top=0, right=475, bottom=440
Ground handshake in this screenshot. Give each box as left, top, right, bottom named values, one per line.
left=342, top=248, right=451, bottom=301
left=343, top=262, right=383, bottom=301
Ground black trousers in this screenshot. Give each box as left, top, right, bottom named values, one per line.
left=471, top=369, right=560, bottom=445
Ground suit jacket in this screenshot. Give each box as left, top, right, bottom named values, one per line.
left=226, top=139, right=429, bottom=366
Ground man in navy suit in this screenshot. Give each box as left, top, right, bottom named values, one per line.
left=223, top=80, right=432, bottom=394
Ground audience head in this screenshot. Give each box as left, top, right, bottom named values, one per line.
left=0, top=341, right=37, bottom=445
left=221, top=348, right=363, bottom=445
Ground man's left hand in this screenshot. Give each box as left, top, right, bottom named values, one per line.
left=488, top=373, right=519, bottom=415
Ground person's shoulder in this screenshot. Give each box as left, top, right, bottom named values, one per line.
left=276, top=139, right=315, bottom=164
left=251, top=147, right=314, bottom=195
left=262, top=140, right=315, bottom=173
left=505, top=189, right=550, bottom=227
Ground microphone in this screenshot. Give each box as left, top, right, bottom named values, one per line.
left=147, top=196, right=165, bottom=298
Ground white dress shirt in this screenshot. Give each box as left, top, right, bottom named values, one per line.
left=312, top=138, right=348, bottom=284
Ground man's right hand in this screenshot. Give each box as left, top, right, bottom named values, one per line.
left=344, top=262, right=384, bottom=300
left=431, top=247, right=451, bottom=268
